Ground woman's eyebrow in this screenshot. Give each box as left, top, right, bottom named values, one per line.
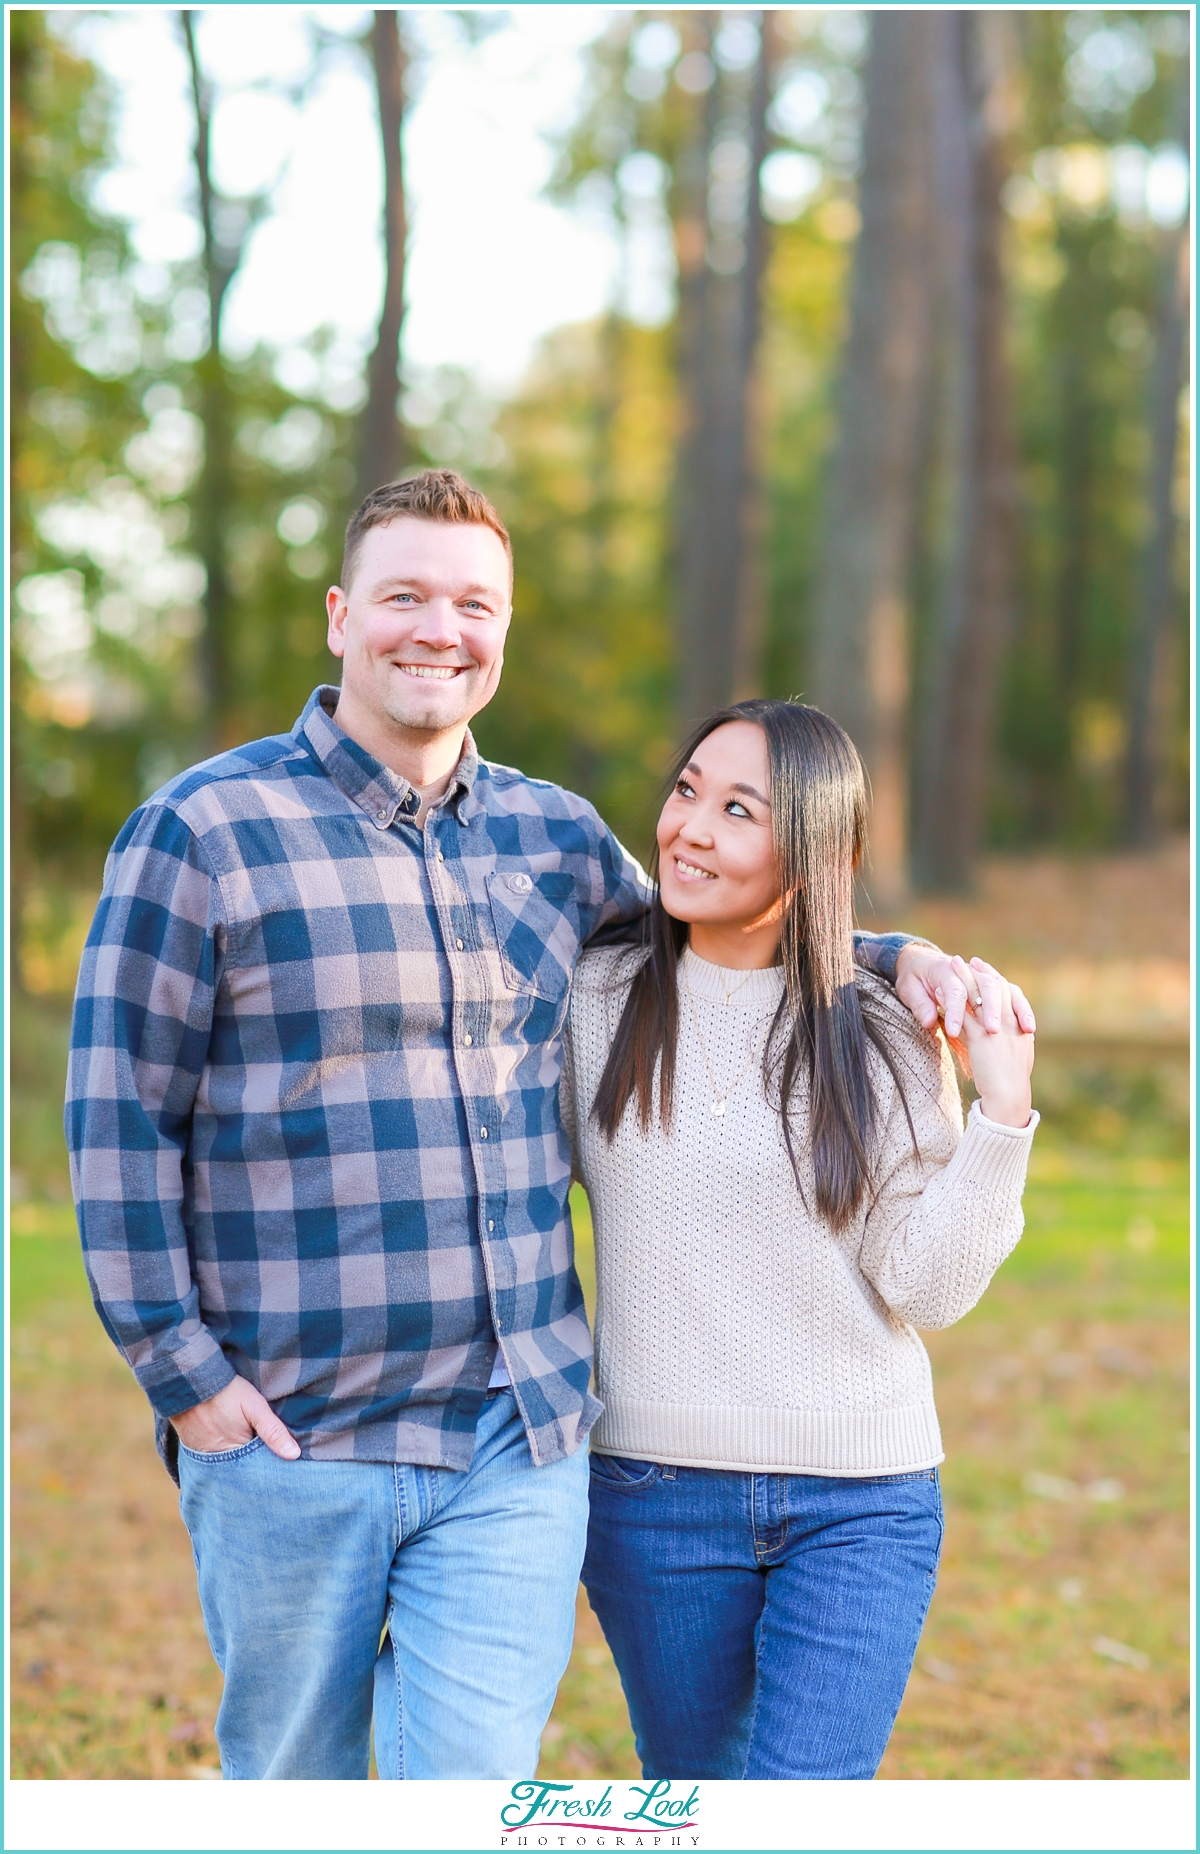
left=731, top=782, right=769, bottom=805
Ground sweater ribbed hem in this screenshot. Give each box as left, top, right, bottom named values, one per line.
left=592, top=1395, right=945, bottom=1477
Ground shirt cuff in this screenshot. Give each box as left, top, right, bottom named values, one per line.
left=136, top=1327, right=237, bottom=1420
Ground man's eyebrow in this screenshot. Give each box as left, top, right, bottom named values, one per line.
left=369, top=577, right=504, bottom=600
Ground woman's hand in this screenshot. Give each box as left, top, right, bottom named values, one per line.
left=959, top=966, right=1035, bottom=1129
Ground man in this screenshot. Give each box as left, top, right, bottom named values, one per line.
left=67, top=469, right=1021, bottom=1780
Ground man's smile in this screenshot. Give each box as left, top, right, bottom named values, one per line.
left=395, top=663, right=466, bottom=680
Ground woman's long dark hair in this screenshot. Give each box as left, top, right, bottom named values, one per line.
left=591, top=699, right=911, bottom=1230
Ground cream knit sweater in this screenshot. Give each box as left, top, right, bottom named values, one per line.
left=561, top=945, right=1037, bottom=1477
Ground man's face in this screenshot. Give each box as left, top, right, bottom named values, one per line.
left=326, top=517, right=512, bottom=737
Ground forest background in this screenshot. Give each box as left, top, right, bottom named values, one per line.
left=9, top=4, right=1192, bottom=1784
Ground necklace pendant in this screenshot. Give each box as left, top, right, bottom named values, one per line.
left=710, top=1099, right=726, bottom=1117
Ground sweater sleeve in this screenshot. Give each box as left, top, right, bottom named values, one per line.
left=857, top=1031, right=1038, bottom=1331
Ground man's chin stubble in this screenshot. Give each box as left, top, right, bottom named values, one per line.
left=381, top=690, right=475, bottom=735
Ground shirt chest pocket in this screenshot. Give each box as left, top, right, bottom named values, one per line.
left=486, top=871, right=579, bottom=1004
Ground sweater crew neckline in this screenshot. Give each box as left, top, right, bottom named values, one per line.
left=680, top=946, right=786, bottom=1009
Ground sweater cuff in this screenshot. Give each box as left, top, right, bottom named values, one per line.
left=970, top=1098, right=1039, bottom=1138
left=951, top=1099, right=1038, bottom=1196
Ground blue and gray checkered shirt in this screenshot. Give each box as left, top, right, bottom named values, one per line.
left=67, top=685, right=913, bottom=1478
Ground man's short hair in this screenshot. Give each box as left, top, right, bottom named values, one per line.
left=341, top=469, right=512, bottom=591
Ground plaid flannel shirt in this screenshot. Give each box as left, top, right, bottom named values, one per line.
left=67, top=685, right=914, bottom=1479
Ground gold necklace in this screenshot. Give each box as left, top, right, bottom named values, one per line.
left=684, top=953, right=757, bottom=1007
left=682, top=975, right=766, bottom=1117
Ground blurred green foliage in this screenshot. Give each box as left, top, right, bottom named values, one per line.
left=998, top=11, right=1190, bottom=846
left=10, top=8, right=1190, bottom=991
left=11, top=12, right=359, bottom=980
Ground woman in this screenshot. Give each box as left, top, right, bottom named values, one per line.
left=560, top=699, right=1036, bottom=1781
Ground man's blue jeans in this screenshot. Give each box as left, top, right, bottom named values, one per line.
left=178, top=1390, right=589, bottom=1779
left=582, top=1456, right=943, bottom=1780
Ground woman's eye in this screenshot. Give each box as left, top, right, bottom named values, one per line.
left=726, top=799, right=750, bottom=818
left=675, top=779, right=695, bottom=799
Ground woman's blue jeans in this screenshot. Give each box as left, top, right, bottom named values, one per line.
left=582, top=1455, right=943, bottom=1780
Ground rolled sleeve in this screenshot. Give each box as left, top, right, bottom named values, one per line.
left=852, top=930, right=927, bottom=987
left=66, top=803, right=235, bottom=1417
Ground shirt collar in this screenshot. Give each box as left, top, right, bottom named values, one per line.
left=295, top=686, right=480, bottom=829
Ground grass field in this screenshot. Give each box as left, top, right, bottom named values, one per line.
left=10, top=1134, right=1190, bottom=1781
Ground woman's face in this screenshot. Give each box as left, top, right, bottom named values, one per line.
left=656, top=721, right=782, bottom=944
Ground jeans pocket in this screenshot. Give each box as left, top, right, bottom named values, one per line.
left=177, top=1436, right=266, bottom=1466
left=854, top=1470, right=944, bottom=1576
left=589, top=1452, right=662, bottom=1489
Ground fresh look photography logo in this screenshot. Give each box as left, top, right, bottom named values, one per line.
left=500, top=1779, right=701, bottom=1847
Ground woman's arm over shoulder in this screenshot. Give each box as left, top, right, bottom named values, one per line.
left=856, top=974, right=1038, bottom=1330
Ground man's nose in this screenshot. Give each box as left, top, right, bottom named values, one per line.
left=409, top=598, right=462, bottom=648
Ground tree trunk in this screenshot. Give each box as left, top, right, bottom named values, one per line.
left=1125, top=86, right=1189, bottom=844
left=357, top=10, right=408, bottom=501
left=731, top=12, right=774, bottom=702
left=674, top=12, right=725, bottom=730
left=910, top=12, right=1018, bottom=894
left=674, top=11, right=774, bottom=729
left=181, top=11, right=241, bottom=748
left=810, top=13, right=934, bottom=907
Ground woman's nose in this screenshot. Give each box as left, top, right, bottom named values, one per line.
left=679, top=812, right=715, bottom=846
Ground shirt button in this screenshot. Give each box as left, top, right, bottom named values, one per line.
left=487, top=1219, right=495, bottom=1232
left=480, top=1127, right=488, bottom=1139
left=464, top=1032, right=473, bottom=1046
left=376, top=808, right=388, bottom=822
left=456, top=938, right=464, bottom=951
left=436, top=850, right=444, bottom=862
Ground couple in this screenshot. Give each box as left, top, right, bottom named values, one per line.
left=67, top=470, right=1037, bottom=1783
